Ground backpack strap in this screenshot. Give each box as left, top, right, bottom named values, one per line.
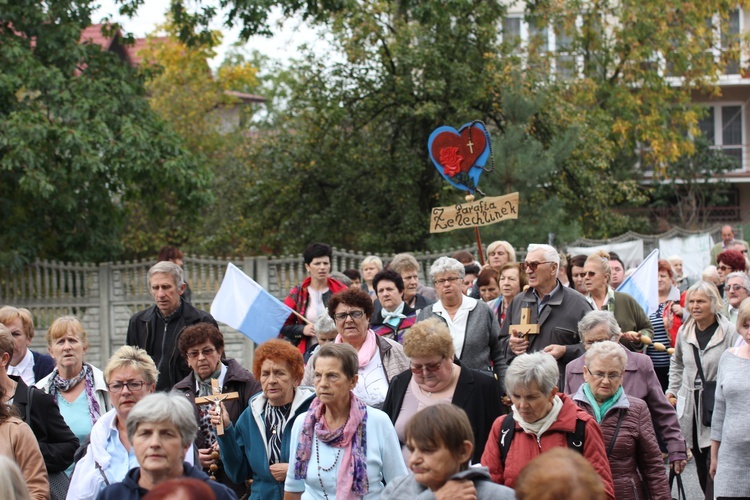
left=567, top=418, right=586, bottom=454
left=499, top=415, right=516, bottom=466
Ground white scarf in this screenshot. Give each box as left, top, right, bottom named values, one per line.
left=382, top=301, right=406, bottom=326
left=512, top=394, right=563, bottom=438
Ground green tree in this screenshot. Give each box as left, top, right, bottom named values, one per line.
left=0, top=4, right=212, bottom=266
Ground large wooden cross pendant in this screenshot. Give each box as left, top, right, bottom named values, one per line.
left=510, top=307, right=540, bottom=339
left=194, top=379, right=239, bottom=436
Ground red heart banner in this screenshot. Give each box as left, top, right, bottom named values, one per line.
left=430, top=127, right=487, bottom=175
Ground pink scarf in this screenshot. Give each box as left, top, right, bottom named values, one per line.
left=293, top=394, right=369, bottom=497
left=336, top=329, right=378, bottom=368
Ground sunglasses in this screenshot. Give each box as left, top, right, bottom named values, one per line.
left=523, top=261, right=550, bottom=271
left=409, top=359, right=444, bottom=374
left=584, top=271, right=597, bottom=278
left=718, top=265, right=732, bottom=272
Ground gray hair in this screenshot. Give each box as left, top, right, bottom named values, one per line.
left=104, top=345, right=159, bottom=385
left=147, top=261, right=184, bottom=288
left=126, top=392, right=198, bottom=448
left=313, top=343, right=359, bottom=380
left=486, top=240, right=516, bottom=263
left=526, top=244, right=560, bottom=267
left=314, top=314, right=337, bottom=337
left=429, top=256, right=465, bottom=280
left=701, top=265, right=719, bottom=283
left=726, top=272, right=750, bottom=293
left=578, top=310, right=621, bottom=341
left=506, top=352, right=559, bottom=396
left=667, top=255, right=682, bottom=265
left=584, top=340, right=627, bottom=372
left=360, top=255, right=383, bottom=272
left=687, top=281, right=724, bottom=315
left=329, top=271, right=352, bottom=287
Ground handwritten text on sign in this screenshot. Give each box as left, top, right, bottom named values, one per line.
left=430, top=192, right=519, bottom=233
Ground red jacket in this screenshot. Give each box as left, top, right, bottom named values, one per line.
left=481, top=393, right=616, bottom=500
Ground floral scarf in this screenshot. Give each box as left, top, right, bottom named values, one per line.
left=47, top=363, right=102, bottom=425
left=294, top=393, right=369, bottom=497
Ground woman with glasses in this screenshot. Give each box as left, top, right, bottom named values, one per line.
left=667, top=281, right=737, bottom=496
left=382, top=318, right=502, bottom=463
left=67, top=345, right=196, bottom=500
left=583, top=251, right=653, bottom=352
left=417, top=257, right=505, bottom=385
left=492, top=263, right=528, bottom=328
left=716, top=250, right=747, bottom=298
left=572, top=341, right=670, bottom=500
left=302, top=288, right=409, bottom=409
left=174, top=322, right=261, bottom=497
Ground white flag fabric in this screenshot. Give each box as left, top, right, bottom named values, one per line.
left=616, top=249, right=660, bottom=316
left=210, top=263, right=294, bottom=345
left=658, top=233, right=712, bottom=281
left=566, top=239, right=645, bottom=270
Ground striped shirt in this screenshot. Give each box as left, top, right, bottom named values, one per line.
left=647, top=302, right=672, bottom=367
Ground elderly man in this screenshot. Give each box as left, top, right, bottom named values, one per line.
left=0, top=306, right=55, bottom=385
left=501, top=244, right=593, bottom=386
left=667, top=255, right=694, bottom=293
left=711, top=224, right=750, bottom=265
left=724, top=272, right=750, bottom=324
left=126, top=261, right=217, bottom=391
left=388, top=253, right=437, bottom=314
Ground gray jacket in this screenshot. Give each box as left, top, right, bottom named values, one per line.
left=500, top=282, right=593, bottom=387
left=382, top=467, right=515, bottom=499
left=417, top=298, right=505, bottom=391
left=668, top=314, right=737, bottom=449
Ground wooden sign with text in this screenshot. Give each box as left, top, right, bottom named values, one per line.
left=429, top=192, right=519, bottom=233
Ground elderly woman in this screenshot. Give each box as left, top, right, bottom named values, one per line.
left=173, top=323, right=261, bottom=497
left=568, top=254, right=588, bottom=294
left=493, top=262, right=528, bottom=328
left=36, top=316, right=110, bottom=459
left=724, top=271, right=750, bottom=326
left=481, top=351, right=615, bottom=499
left=303, top=314, right=339, bottom=363
left=0, top=306, right=55, bottom=385
left=0, top=325, right=77, bottom=496
left=381, top=318, right=502, bottom=463
left=388, top=253, right=438, bottom=312
left=583, top=251, right=653, bottom=352
left=281, top=242, right=348, bottom=356
left=417, top=257, right=505, bottom=386
left=96, top=393, right=235, bottom=499
left=370, top=269, right=417, bottom=343
left=302, top=288, right=409, bottom=409
left=716, top=249, right=746, bottom=297
left=710, top=298, right=750, bottom=498
left=667, top=281, right=737, bottom=495
left=0, top=385, right=49, bottom=500
left=565, top=310, right=688, bottom=474
left=67, top=346, right=189, bottom=500
left=359, top=255, right=383, bottom=300
left=382, top=405, right=514, bottom=499
left=285, top=343, right=407, bottom=499
left=213, top=339, right=316, bottom=500
left=486, top=240, right=516, bottom=272
left=572, top=341, right=671, bottom=499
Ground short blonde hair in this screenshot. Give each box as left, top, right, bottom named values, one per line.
left=104, top=345, right=158, bottom=385
left=403, top=318, right=455, bottom=360
left=46, top=316, right=89, bottom=349
left=584, top=340, right=627, bottom=372
left=0, top=306, right=35, bottom=340
left=360, top=255, right=383, bottom=272
left=738, top=297, right=750, bottom=329
left=486, top=240, right=516, bottom=263
left=389, top=253, right=421, bottom=274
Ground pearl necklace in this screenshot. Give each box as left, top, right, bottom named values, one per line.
left=316, top=437, right=342, bottom=500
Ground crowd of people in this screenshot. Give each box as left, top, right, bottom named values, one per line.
left=1, top=230, right=750, bottom=499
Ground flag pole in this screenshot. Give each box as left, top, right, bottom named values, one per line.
left=466, top=192, right=485, bottom=266
left=290, top=309, right=313, bottom=325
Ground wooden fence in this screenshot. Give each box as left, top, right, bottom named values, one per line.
left=0, top=246, right=476, bottom=368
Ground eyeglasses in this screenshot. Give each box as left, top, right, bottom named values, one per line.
left=718, top=265, right=732, bottom=271
left=108, top=380, right=147, bottom=393
left=727, top=284, right=748, bottom=292
left=588, top=371, right=622, bottom=381
left=434, top=276, right=461, bottom=286
left=186, top=347, right=217, bottom=359
left=523, top=261, right=550, bottom=271
left=333, top=310, right=365, bottom=322
left=584, top=271, right=597, bottom=278
left=410, top=359, right=444, bottom=374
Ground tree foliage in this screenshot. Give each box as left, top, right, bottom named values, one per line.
left=0, top=2, right=212, bottom=266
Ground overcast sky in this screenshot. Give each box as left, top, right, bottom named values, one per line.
left=94, top=0, right=329, bottom=69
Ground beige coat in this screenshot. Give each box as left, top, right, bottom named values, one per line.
left=668, top=315, right=737, bottom=449
left=0, top=417, right=50, bottom=500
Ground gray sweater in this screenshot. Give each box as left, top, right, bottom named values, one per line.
left=711, top=349, right=750, bottom=498
left=381, top=466, right=515, bottom=499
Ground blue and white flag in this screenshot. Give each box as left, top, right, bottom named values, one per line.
left=616, top=249, right=659, bottom=316
left=211, top=263, right=293, bottom=345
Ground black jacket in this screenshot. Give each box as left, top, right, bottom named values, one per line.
left=31, top=350, right=55, bottom=383
left=12, top=375, right=79, bottom=473
left=381, top=361, right=504, bottom=462
left=125, top=299, right=217, bottom=391
left=95, top=462, right=237, bottom=500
